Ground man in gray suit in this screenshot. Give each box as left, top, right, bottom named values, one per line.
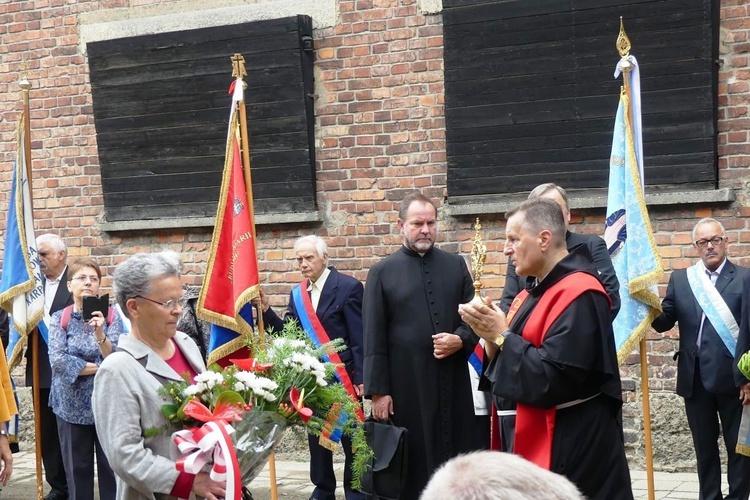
left=652, top=218, right=750, bottom=500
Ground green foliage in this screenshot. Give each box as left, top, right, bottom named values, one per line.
left=152, top=319, right=372, bottom=485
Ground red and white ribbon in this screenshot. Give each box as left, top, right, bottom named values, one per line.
left=171, top=421, right=242, bottom=499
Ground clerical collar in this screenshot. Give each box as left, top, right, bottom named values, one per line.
left=401, top=245, right=432, bottom=258
left=308, top=267, right=331, bottom=292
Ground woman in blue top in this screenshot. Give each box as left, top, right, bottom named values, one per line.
left=48, top=258, right=123, bottom=500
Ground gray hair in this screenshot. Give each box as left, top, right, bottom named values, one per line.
left=36, top=233, right=66, bottom=253
left=420, top=451, right=584, bottom=500
left=692, top=218, right=726, bottom=241
left=528, top=183, right=570, bottom=213
left=506, top=198, right=567, bottom=249
left=113, top=250, right=183, bottom=318
left=293, top=235, right=328, bottom=258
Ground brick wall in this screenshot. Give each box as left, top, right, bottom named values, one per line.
left=0, top=0, right=749, bottom=469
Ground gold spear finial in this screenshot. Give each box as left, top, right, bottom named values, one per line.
left=616, top=17, right=631, bottom=59
left=231, top=53, right=247, bottom=79
left=470, top=217, right=487, bottom=303
left=19, top=56, right=30, bottom=90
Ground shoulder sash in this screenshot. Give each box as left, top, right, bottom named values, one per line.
left=513, top=272, right=607, bottom=470
left=686, top=263, right=738, bottom=354
left=291, top=282, right=365, bottom=422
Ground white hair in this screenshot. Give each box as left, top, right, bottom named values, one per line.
left=293, top=235, right=328, bottom=258
left=36, top=233, right=66, bottom=253
left=420, top=451, right=584, bottom=500
left=692, top=217, right=726, bottom=241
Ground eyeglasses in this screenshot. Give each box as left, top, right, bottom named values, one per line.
left=71, top=275, right=100, bottom=284
left=135, top=295, right=188, bottom=310
left=695, top=236, right=725, bottom=248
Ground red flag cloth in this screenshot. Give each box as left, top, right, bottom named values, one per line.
left=199, top=90, right=260, bottom=365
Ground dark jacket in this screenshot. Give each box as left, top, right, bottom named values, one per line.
left=500, top=230, right=620, bottom=319
left=652, top=260, right=750, bottom=397
left=263, top=266, right=364, bottom=384
left=26, top=267, right=74, bottom=388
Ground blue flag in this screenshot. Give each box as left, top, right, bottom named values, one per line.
left=0, top=113, right=45, bottom=370
left=604, top=56, right=664, bottom=364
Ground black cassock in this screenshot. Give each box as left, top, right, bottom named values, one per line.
left=484, top=246, right=633, bottom=500
left=364, top=246, right=489, bottom=499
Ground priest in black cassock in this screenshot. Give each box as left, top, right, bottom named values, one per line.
left=459, top=198, right=632, bottom=500
left=363, top=192, right=489, bottom=499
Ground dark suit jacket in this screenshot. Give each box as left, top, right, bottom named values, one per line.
left=500, top=231, right=621, bottom=318
left=652, top=260, right=750, bottom=397
left=734, top=273, right=750, bottom=389
left=263, top=266, right=364, bottom=384
left=26, top=267, right=74, bottom=388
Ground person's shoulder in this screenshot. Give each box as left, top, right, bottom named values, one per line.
left=98, top=348, right=136, bottom=373
left=669, top=267, right=688, bottom=282
left=331, top=268, right=363, bottom=288
left=568, top=231, right=604, bottom=247
left=729, top=260, right=750, bottom=275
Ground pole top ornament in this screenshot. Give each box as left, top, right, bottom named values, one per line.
left=616, top=17, right=631, bottom=59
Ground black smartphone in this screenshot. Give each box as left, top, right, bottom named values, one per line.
left=82, top=294, right=109, bottom=322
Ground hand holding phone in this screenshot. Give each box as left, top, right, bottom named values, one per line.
left=82, top=294, right=109, bottom=322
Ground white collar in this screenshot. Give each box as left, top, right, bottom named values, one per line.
left=308, top=267, right=331, bottom=291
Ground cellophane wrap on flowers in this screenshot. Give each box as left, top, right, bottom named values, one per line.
left=233, top=410, right=288, bottom=484
left=152, top=320, right=373, bottom=495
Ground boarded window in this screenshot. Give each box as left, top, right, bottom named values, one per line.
left=88, top=15, right=316, bottom=223
left=443, top=0, right=718, bottom=200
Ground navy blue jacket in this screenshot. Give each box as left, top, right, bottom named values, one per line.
left=263, top=266, right=364, bottom=385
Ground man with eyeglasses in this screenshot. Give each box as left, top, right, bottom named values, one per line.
left=29, top=233, right=73, bottom=500
left=652, top=218, right=750, bottom=500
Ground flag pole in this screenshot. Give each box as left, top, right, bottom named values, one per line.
left=19, top=59, right=45, bottom=500
left=617, top=19, right=655, bottom=500
left=230, top=53, right=278, bottom=500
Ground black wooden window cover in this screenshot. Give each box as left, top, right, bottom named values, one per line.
left=88, top=15, right=316, bottom=223
left=443, top=0, right=718, bottom=201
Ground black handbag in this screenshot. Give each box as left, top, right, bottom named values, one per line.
left=361, top=418, right=409, bottom=500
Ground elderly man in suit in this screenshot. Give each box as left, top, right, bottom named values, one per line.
left=257, top=235, right=365, bottom=500
left=32, top=234, right=73, bottom=500
left=652, top=218, right=750, bottom=500
left=500, top=183, right=620, bottom=317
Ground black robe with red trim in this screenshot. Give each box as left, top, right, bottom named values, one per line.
left=484, top=245, right=633, bottom=500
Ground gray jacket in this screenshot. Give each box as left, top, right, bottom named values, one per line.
left=92, top=332, right=206, bottom=500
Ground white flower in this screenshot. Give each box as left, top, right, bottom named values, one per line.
left=234, top=371, right=278, bottom=402
left=183, top=384, right=203, bottom=397
left=194, top=371, right=224, bottom=391
left=233, top=382, right=246, bottom=392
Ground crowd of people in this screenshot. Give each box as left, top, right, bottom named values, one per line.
left=1, top=186, right=749, bottom=500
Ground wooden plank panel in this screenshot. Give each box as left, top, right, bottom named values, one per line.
left=444, top=0, right=717, bottom=198
left=91, top=16, right=317, bottom=223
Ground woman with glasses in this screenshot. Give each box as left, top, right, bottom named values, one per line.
left=92, top=251, right=226, bottom=500
left=48, top=258, right=123, bottom=500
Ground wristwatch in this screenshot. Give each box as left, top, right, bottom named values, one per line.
left=0, top=428, right=8, bottom=437
left=493, top=330, right=510, bottom=349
